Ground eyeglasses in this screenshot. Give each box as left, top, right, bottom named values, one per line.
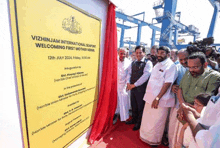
left=188, top=65, right=202, bottom=70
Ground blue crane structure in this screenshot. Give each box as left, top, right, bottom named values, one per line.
left=155, top=0, right=200, bottom=49
left=157, top=0, right=220, bottom=48
left=207, top=0, right=220, bottom=47
left=116, top=0, right=220, bottom=49
left=116, top=11, right=160, bottom=48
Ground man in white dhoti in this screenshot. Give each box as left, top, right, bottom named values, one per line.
left=168, top=49, right=189, bottom=148
left=114, top=48, right=131, bottom=123
left=140, top=46, right=177, bottom=147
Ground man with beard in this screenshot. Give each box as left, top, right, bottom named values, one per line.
left=150, top=45, right=158, bottom=66
left=178, top=52, right=220, bottom=105
left=168, top=49, right=189, bottom=148
left=140, top=46, right=177, bottom=147
left=126, top=45, right=153, bottom=131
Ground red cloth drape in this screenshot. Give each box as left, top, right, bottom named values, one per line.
left=88, top=3, right=118, bottom=144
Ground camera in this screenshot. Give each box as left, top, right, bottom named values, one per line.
left=186, top=37, right=214, bottom=55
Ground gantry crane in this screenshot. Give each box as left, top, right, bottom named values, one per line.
left=116, top=0, right=219, bottom=49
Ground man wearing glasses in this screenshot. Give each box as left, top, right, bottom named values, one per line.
left=172, top=52, right=220, bottom=148
left=178, top=52, right=220, bottom=105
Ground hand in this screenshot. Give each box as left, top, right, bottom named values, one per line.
left=126, top=83, right=131, bottom=91
left=177, top=107, right=184, bottom=122
left=171, top=85, right=179, bottom=94
left=174, top=142, right=182, bottom=148
left=126, top=83, right=135, bottom=90
left=151, top=98, right=159, bottom=109
left=129, top=84, right=135, bottom=90
left=182, top=123, right=189, bottom=130
left=181, top=103, right=196, bottom=122
left=181, top=103, right=201, bottom=119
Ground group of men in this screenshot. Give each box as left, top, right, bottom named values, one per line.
left=115, top=45, right=220, bottom=147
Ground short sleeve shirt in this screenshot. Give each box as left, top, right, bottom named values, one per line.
left=143, top=58, right=177, bottom=107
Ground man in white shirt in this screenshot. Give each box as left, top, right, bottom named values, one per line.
left=114, top=48, right=132, bottom=124
left=126, top=45, right=153, bottom=131
left=140, top=46, right=177, bottom=147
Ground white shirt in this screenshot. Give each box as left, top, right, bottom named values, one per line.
left=195, top=117, right=220, bottom=148
left=189, top=117, right=220, bottom=148
left=143, top=58, right=177, bottom=107
left=126, top=57, right=153, bottom=87
left=118, top=58, right=131, bottom=85
left=189, top=95, right=220, bottom=148
left=183, top=107, right=206, bottom=147
left=200, top=95, right=220, bottom=126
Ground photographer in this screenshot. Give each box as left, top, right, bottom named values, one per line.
left=205, top=46, right=219, bottom=70
left=186, top=37, right=220, bottom=71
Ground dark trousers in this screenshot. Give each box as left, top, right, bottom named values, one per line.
left=130, top=87, right=145, bottom=125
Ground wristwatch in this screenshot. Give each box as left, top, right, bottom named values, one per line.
left=155, top=97, right=160, bottom=101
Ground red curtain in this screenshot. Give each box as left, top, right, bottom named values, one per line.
left=88, top=3, right=118, bottom=144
